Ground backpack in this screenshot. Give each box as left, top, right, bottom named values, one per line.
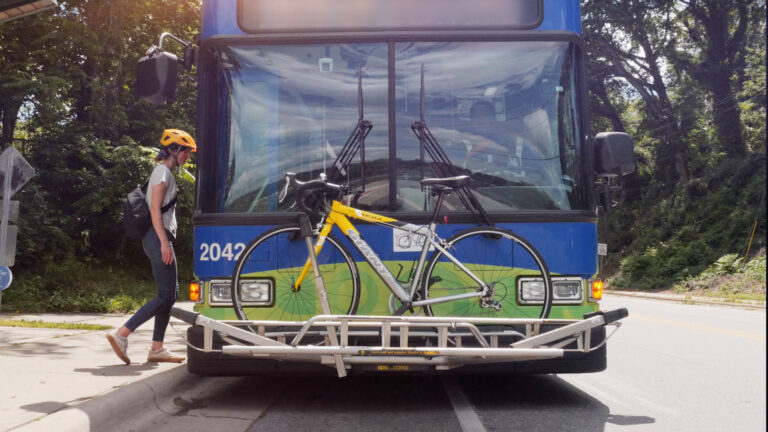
left=122, top=181, right=178, bottom=239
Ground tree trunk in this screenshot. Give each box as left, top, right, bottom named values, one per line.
left=592, top=83, right=626, bottom=132
left=710, top=69, right=746, bottom=157
left=684, top=0, right=749, bottom=157
left=0, top=99, right=22, bottom=149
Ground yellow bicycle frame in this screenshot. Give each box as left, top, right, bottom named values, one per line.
left=294, top=200, right=399, bottom=289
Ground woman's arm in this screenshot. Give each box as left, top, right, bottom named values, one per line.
left=150, top=182, right=174, bottom=265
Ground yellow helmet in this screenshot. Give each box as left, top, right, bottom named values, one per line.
left=160, top=129, right=197, bottom=152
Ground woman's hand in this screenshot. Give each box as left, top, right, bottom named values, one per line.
left=161, top=239, right=174, bottom=265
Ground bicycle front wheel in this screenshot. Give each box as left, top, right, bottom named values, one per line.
left=231, top=225, right=361, bottom=323
left=422, top=227, right=552, bottom=319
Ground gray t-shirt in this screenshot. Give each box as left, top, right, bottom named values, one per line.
left=145, top=165, right=178, bottom=238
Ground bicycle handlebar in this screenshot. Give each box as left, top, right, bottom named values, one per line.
left=281, top=172, right=345, bottom=218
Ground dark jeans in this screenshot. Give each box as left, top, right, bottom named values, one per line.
left=124, top=228, right=178, bottom=342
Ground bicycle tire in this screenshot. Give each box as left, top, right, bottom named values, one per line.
left=231, top=224, right=361, bottom=325
left=421, top=227, right=553, bottom=319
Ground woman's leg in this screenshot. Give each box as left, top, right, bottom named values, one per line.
left=149, top=237, right=178, bottom=347
left=123, top=230, right=178, bottom=340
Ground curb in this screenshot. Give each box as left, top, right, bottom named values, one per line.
left=606, top=290, right=766, bottom=310
left=13, top=365, right=238, bottom=432
left=13, top=366, right=188, bottom=432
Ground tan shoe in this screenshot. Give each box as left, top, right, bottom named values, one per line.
left=106, top=332, right=131, bottom=365
left=147, top=347, right=185, bottom=363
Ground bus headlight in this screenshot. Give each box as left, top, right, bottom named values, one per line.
left=239, top=280, right=272, bottom=303
left=520, top=279, right=546, bottom=302
left=553, top=280, right=582, bottom=301
left=519, top=277, right=584, bottom=304
left=209, top=279, right=273, bottom=306
left=210, top=282, right=232, bottom=303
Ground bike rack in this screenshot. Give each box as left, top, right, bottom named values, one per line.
left=171, top=307, right=627, bottom=378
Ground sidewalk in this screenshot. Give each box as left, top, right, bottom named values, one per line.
left=606, top=289, right=766, bottom=309
left=0, top=302, right=194, bottom=431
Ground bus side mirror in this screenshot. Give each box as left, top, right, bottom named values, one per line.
left=136, top=49, right=178, bottom=104
left=594, top=132, right=635, bottom=177
left=594, top=132, right=635, bottom=212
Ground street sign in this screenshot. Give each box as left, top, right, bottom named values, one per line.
left=597, top=243, right=608, bottom=256
left=0, top=265, right=11, bottom=291
left=0, top=146, right=35, bottom=267
left=0, top=146, right=34, bottom=198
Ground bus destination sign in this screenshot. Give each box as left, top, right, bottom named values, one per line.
left=238, top=0, right=541, bottom=33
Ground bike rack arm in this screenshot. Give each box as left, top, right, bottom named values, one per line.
left=511, top=308, right=628, bottom=349
left=171, top=307, right=286, bottom=347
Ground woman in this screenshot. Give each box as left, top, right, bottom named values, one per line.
left=107, top=129, right=196, bottom=364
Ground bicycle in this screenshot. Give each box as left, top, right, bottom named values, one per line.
left=231, top=172, right=553, bottom=323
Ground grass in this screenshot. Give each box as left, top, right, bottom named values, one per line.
left=0, top=257, right=190, bottom=313
left=0, top=318, right=112, bottom=330
left=687, top=286, right=766, bottom=303
left=672, top=253, right=766, bottom=303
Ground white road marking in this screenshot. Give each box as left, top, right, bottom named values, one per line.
left=442, top=376, right=488, bottom=432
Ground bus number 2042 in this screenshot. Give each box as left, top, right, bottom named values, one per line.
left=199, top=242, right=246, bottom=262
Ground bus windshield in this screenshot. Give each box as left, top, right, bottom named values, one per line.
left=210, top=40, right=587, bottom=213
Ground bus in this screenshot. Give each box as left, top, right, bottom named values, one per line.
left=138, top=0, right=634, bottom=376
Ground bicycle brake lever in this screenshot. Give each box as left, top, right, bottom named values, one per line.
left=279, top=180, right=290, bottom=203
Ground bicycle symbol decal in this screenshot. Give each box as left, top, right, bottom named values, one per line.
left=392, top=228, right=433, bottom=252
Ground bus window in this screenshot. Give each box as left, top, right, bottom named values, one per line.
left=394, top=41, right=587, bottom=211
left=217, top=43, right=390, bottom=213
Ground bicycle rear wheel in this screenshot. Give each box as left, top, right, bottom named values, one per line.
left=231, top=225, right=361, bottom=324
left=422, top=227, right=552, bottom=319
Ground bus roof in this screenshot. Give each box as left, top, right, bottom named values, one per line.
left=202, top=0, right=581, bottom=41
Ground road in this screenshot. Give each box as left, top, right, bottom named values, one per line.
left=138, top=296, right=766, bottom=432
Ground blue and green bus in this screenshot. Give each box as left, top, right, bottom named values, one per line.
left=139, top=0, right=634, bottom=375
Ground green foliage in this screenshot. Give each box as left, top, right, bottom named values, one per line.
left=740, top=32, right=767, bottom=153
left=701, top=254, right=744, bottom=277
left=673, top=253, right=766, bottom=301
left=0, top=319, right=112, bottom=330
left=611, top=239, right=710, bottom=290
left=605, top=154, right=766, bottom=291
left=585, top=0, right=766, bottom=294
left=1, top=1, right=201, bottom=312
left=0, top=255, right=189, bottom=313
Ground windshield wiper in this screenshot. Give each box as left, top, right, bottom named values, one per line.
left=327, top=68, right=373, bottom=194
left=410, top=64, right=493, bottom=227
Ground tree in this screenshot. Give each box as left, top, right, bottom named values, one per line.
left=1, top=0, right=201, bottom=273
left=737, top=9, right=766, bottom=153
left=584, top=0, right=690, bottom=184
left=0, top=16, right=68, bottom=148
left=53, top=0, right=200, bottom=145
left=675, top=0, right=758, bottom=158
left=586, top=54, right=627, bottom=133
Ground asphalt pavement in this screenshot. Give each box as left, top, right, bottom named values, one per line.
left=0, top=292, right=764, bottom=432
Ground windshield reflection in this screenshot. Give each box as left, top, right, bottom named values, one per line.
left=216, top=40, right=585, bottom=213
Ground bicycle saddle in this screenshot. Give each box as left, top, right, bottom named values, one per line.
left=420, top=175, right=471, bottom=191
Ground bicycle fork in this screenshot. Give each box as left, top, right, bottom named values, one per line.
left=296, top=215, right=346, bottom=377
